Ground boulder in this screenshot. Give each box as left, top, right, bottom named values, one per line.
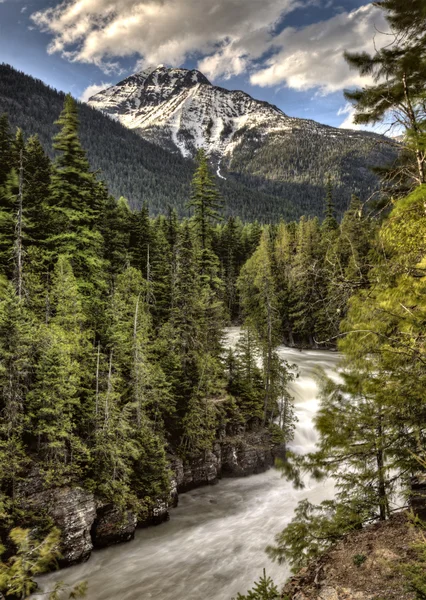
left=91, top=504, right=137, bottom=548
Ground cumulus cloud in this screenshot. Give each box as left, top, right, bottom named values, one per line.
left=31, top=0, right=300, bottom=74
left=250, top=4, right=389, bottom=93
left=31, top=0, right=389, bottom=95
left=80, top=82, right=113, bottom=103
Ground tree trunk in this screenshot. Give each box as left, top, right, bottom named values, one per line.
left=402, top=72, right=426, bottom=184
left=376, top=410, right=390, bottom=520
left=15, top=149, right=24, bottom=300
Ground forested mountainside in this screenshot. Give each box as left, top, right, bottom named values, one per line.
left=0, top=63, right=292, bottom=222
left=0, top=64, right=397, bottom=222
left=89, top=65, right=397, bottom=216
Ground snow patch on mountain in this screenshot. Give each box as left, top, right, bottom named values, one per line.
left=88, top=64, right=388, bottom=188
left=88, top=65, right=295, bottom=160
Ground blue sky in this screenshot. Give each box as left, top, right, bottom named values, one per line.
left=0, top=0, right=388, bottom=129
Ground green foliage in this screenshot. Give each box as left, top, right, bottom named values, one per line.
left=401, top=522, right=426, bottom=599
left=353, top=553, right=367, bottom=567
left=188, top=149, right=222, bottom=253
left=344, top=0, right=426, bottom=189
left=232, top=570, right=279, bottom=600
left=0, top=527, right=87, bottom=600
left=267, top=498, right=363, bottom=571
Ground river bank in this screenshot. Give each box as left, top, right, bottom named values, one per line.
left=21, top=426, right=283, bottom=566
left=33, top=342, right=339, bottom=600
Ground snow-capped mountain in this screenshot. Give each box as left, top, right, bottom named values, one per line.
left=88, top=65, right=395, bottom=214
left=89, top=65, right=296, bottom=160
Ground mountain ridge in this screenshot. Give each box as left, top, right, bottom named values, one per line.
left=0, top=63, right=396, bottom=221
left=88, top=65, right=396, bottom=215
left=88, top=64, right=389, bottom=161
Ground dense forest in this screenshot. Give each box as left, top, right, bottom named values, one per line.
left=0, top=0, right=425, bottom=597
left=0, top=92, right=307, bottom=597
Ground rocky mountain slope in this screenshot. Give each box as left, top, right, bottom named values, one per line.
left=89, top=65, right=397, bottom=215
left=88, top=65, right=285, bottom=160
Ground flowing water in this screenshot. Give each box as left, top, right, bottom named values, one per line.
left=34, top=328, right=340, bottom=600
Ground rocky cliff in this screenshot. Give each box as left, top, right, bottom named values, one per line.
left=17, top=429, right=282, bottom=567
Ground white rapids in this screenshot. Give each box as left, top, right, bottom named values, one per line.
left=34, top=327, right=339, bottom=600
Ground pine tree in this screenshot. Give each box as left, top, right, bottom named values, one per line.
left=104, top=267, right=171, bottom=508
left=47, top=94, right=105, bottom=291
left=23, top=135, right=51, bottom=248
left=129, top=203, right=151, bottom=278
left=101, top=195, right=132, bottom=281
left=238, top=228, right=281, bottom=423
left=233, top=570, right=279, bottom=600
left=226, top=327, right=264, bottom=424
left=0, top=285, right=33, bottom=500
left=28, top=256, right=91, bottom=481
left=0, top=114, right=12, bottom=188
left=187, top=149, right=223, bottom=270
left=0, top=169, right=18, bottom=280
left=322, top=175, right=338, bottom=232
left=344, top=1, right=426, bottom=187
left=289, top=217, right=321, bottom=345
left=272, top=221, right=295, bottom=345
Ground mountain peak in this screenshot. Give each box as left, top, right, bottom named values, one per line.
left=130, top=64, right=211, bottom=87
left=88, top=65, right=285, bottom=158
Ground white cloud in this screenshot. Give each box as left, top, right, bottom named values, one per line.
left=338, top=103, right=363, bottom=130
left=337, top=102, right=403, bottom=136
left=250, top=4, right=389, bottom=93
left=80, top=82, right=113, bottom=103
left=31, top=0, right=390, bottom=96
left=31, top=0, right=301, bottom=74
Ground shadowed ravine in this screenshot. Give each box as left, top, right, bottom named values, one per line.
left=34, top=328, right=339, bottom=600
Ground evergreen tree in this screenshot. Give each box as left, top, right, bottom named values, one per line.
left=233, top=570, right=279, bottom=600
left=0, top=286, right=33, bottom=500
left=47, top=95, right=105, bottom=292
left=23, top=135, right=51, bottom=247
left=238, top=229, right=282, bottom=423
left=226, top=327, right=264, bottom=424
left=28, top=256, right=91, bottom=481
left=344, top=0, right=426, bottom=187
left=0, top=114, right=12, bottom=188
left=187, top=149, right=222, bottom=266
left=101, top=195, right=132, bottom=281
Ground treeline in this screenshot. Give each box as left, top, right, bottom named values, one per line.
left=0, top=93, right=298, bottom=554
left=235, top=179, right=376, bottom=349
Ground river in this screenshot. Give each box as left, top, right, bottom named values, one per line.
left=34, top=328, right=339, bottom=600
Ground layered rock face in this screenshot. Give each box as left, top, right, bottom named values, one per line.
left=18, top=430, right=281, bottom=566
left=171, top=430, right=280, bottom=492
left=20, top=483, right=96, bottom=566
